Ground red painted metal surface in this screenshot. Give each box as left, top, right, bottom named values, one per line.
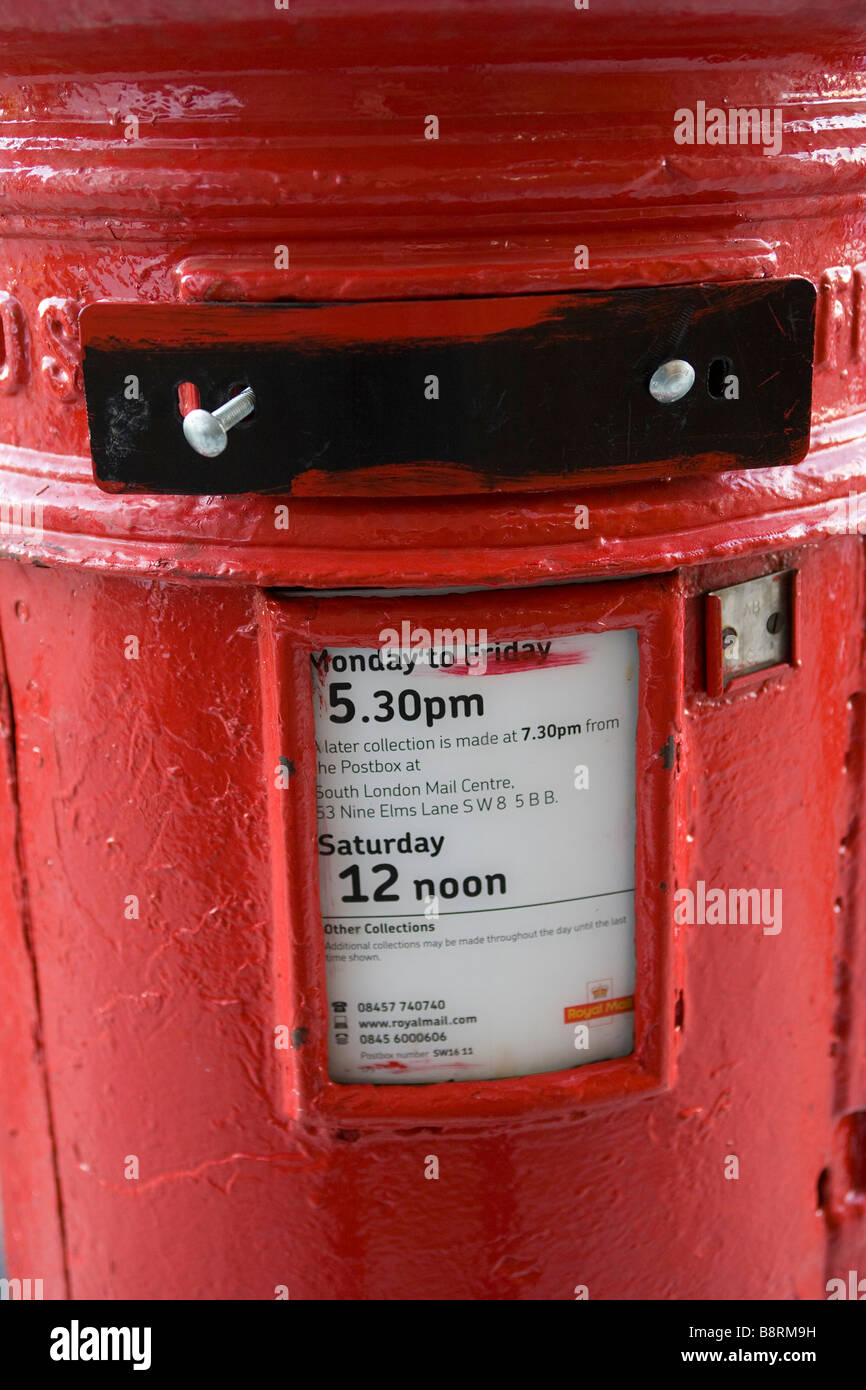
left=0, top=0, right=865, bottom=1300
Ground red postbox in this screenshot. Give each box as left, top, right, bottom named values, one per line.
left=0, top=0, right=865, bottom=1303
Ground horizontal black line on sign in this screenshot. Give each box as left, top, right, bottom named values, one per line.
left=323, top=887, right=636, bottom=920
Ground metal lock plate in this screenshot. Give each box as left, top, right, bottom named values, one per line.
left=80, top=278, right=816, bottom=496
left=706, top=570, right=796, bottom=692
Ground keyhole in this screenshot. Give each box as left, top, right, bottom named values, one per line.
left=707, top=356, right=734, bottom=399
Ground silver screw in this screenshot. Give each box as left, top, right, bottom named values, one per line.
left=648, top=359, right=695, bottom=404
left=722, top=626, right=738, bottom=652
left=182, top=386, right=256, bottom=457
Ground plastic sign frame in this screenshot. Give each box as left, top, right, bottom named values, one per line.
left=259, top=577, right=683, bottom=1127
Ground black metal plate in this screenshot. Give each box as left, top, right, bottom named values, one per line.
left=81, top=279, right=816, bottom=495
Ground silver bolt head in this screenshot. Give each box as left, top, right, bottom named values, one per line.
left=183, top=408, right=228, bottom=457
left=649, top=358, right=695, bottom=404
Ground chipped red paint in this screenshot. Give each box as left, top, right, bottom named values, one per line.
left=0, top=0, right=865, bottom=1303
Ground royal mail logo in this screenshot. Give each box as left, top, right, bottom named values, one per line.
left=564, top=995, right=634, bottom=1024
left=590, top=983, right=609, bottom=1000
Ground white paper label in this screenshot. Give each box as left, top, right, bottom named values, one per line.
left=312, top=628, right=638, bottom=1084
